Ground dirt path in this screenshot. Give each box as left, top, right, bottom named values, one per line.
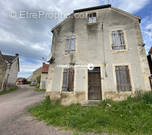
left=0, top=85, right=72, bottom=135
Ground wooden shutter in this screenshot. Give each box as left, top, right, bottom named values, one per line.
left=68, top=68, right=74, bottom=91
left=65, top=36, right=75, bottom=54
left=69, top=38, right=75, bottom=52
left=115, top=66, right=131, bottom=92
left=65, top=39, right=70, bottom=54
left=62, top=69, right=69, bottom=91
left=62, top=68, right=74, bottom=91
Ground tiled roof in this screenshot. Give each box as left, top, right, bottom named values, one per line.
left=42, top=63, right=49, bottom=73
left=17, top=78, right=26, bottom=82
left=149, top=47, right=152, bottom=54
left=2, top=55, right=17, bottom=63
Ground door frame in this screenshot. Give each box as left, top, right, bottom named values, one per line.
left=87, top=66, right=103, bottom=101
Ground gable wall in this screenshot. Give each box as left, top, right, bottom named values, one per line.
left=47, top=7, right=151, bottom=101
left=0, top=55, right=7, bottom=90
left=7, top=59, right=19, bottom=87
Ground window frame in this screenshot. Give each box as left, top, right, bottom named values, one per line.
left=62, top=68, right=74, bottom=92
left=88, top=12, right=97, bottom=24
left=65, top=35, right=75, bottom=55
left=110, top=29, right=128, bottom=52
left=113, top=64, right=133, bottom=93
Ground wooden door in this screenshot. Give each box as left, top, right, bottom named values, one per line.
left=88, top=67, right=102, bottom=100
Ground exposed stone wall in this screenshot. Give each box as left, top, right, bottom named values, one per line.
left=46, top=91, right=86, bottom=105
left=0, top=55, right=7, bottom=90
left=31, top=68, right=42, bottom=82
left=104, top=91, right=135, bottom=101
left=7, top=59, right=19, bottom=88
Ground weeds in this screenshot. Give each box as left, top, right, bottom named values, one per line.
left=29, top=92, right=152, bottom=135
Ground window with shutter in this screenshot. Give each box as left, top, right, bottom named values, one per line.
left=65, top=36, right=75, bottom=55
left=115, top=66, right=132, bottom=92
left=112, top=30, right=126, bottom=50
left=62, top=68, right=74, bottom=92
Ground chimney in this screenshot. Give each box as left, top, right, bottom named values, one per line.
left=43, top=62, right=46, bottom=66
left=16, top=53, right=19, bottom=57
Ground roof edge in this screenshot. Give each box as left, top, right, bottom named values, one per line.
left=51, top=4, right=141, bottom=32
left=111, top=7, right=141, bottom=23
left=74, top=4, right=111, bottom=13
left=51, top=13, right=74, bottom=32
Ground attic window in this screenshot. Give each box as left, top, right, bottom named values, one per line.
left=88, top=13, right=96, bottom=23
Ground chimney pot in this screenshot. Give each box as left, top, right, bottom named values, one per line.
left=16, top=53, right=19, bottom=56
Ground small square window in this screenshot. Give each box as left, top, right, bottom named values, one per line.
left=88, top=13, right=96, bottom=23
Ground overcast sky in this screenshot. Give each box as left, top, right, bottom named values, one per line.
left=0, top=0, right=152, bottom=78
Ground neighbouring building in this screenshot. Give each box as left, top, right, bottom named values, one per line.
left=46, top=5, right=151, bottom=105
left=147, top=47, right=152, bottom=74
left=0, top=51, right=19, bottom=91
left=40, top=63, right=49, bottom=89
left=31, top=67, right=42, bottom=85
left=16, top=78, right=27, bottom=85
left=147, top=47, right=152, bottom=89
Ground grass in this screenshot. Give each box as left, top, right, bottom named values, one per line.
left=29, top=92, right=152, bottom=135
left=0, top=87, right=18, bottom=95
left=34, top=87, right=46, bottom=92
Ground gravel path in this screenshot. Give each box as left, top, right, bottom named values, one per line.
left=0, top=85, right=72, bottom=135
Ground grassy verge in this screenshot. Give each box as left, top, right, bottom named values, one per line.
left=29, top=92, right=152, bottom=135
left=0, top=87, right=18, bottom=95
left=34, top=87, right=46, bottom=92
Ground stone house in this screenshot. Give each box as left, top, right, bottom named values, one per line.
left=0, top=51, right=19, bottom=91
left=31, top=67, right=42, bottom=84
left=40, top=63, right=49, bottom=89
left=46, top=5, right=151, bottom=105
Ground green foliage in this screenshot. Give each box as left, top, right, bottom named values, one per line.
left=34, top=87, right=46, bottom=92
left=29, top=92, right=152, bottom=135
left=0, top=87, right=18, bottom=95
left=36, top=76, right=41, bottom=84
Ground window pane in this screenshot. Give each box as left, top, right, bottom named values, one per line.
left=88, top=13, right=96, bottom=23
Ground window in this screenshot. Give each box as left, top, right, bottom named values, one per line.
left=42, top=81, right=46, bottom=89
left=62, top=68, right=74, bottom=92
left=112, top=30, right=126, bottom=50
left=115, top=66, right=132, bottom=92
left=88, top=13, right=96, bottom=23
left=65, top=36, right=75, bottom=54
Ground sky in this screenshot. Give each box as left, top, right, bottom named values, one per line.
left=0, top=0, right=152, bottom=78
